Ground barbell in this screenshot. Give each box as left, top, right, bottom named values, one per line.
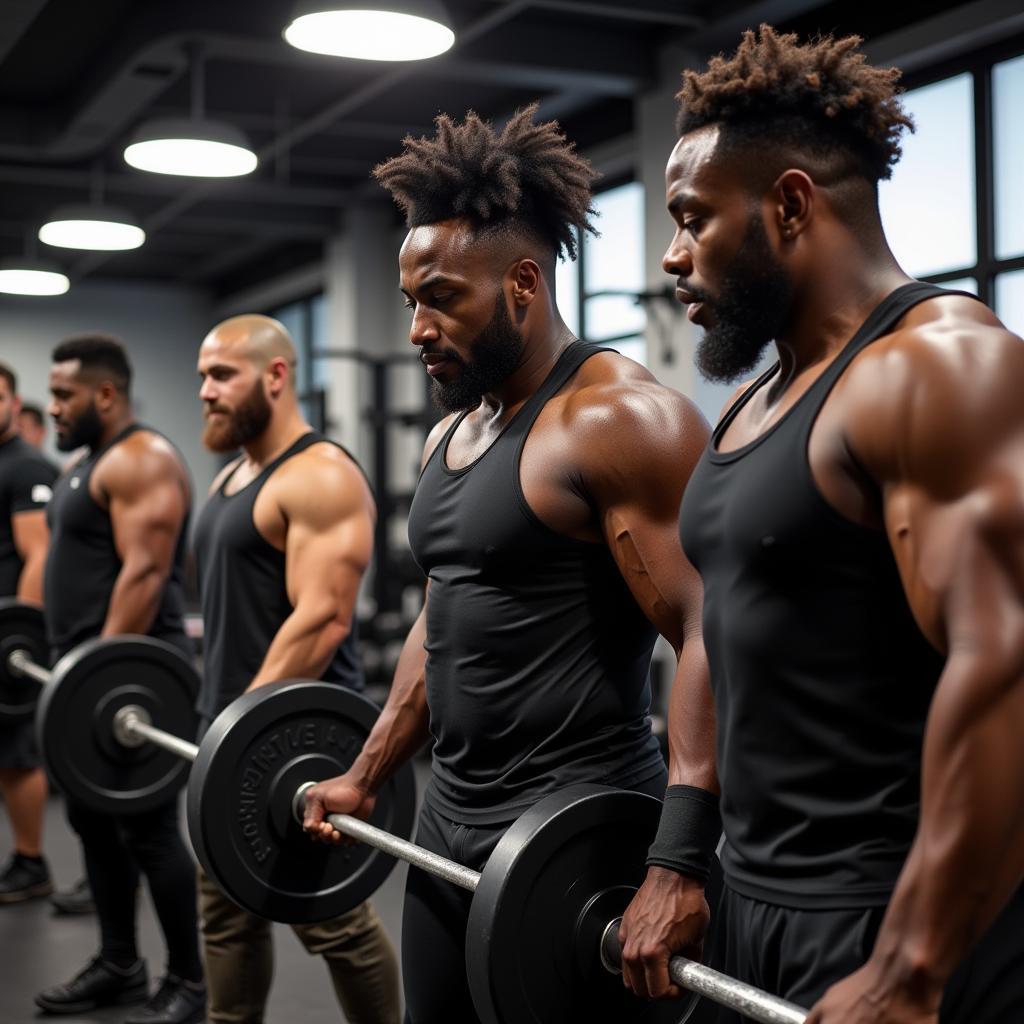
left=1, top=598, right=807, bottom=1023
left=1, top=598, right=200, bottom=814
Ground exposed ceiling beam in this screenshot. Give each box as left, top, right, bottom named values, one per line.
left=864, top=0, right=1024, bottom=73
left=183, top=237, right=285, bottom=284
left=144, top=109, right=423, bottom=142
left=0, top=165, right=351, bottom=208
left=171, top=214, right=333, bottom=240
left=507, top=0, right=704, bottom=30
left=685, top=0, right=836, bottom=51
left=68, top=1, right=532, bottom=282
left=0, top=0, right=49, bottom=66
left=419, top=57, right=642, bottom=96
left=196, top=31, right=649, bottom=97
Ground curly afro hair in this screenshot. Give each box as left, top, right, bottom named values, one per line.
left=373, top=104, right=598, bottom=260
left=677, top=25, right=914, bottom=183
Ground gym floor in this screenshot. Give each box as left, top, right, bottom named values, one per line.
left=0, top=776, right=425, bottom=1023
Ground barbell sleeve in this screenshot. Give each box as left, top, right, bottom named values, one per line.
left=7, top=647, right=53, bottom=687
left=24, top=662, right=810, bottom=1024
left=114, top=706, right=200, bottom=762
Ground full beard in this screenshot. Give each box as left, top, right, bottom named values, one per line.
left=429, top=295, right=525, bottom=413
left=203, top=380, right=273, bottom=452
left=694, top=215, right=794, bottom=384
left=56, top=402, right=103, bottom=451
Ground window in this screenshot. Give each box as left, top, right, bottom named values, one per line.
left=554, top=180, right=647, bottom=364
left=879, top=75, right=975, bottom=278
left=994, top=54, right=1024, bottom=261
left=878, top=38, right=1024, bottom=326
left=996, top=270, right=1024, bottom=337
left=266, top=293, right=327, bottom=428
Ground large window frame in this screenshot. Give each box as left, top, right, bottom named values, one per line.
left=897, top=32, right=1024, bottom=304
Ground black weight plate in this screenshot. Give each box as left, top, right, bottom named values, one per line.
left=37, top=636, right=199, bottom=814
left=187, top=680, right=417, bottom=925
left=467, top=784, right=701, bottom=1024
left=0, top=599, right=47, bottom=723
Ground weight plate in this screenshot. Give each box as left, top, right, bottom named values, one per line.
left=187, top=680, right=417, bottom=925
left=0, top=599, right=47, bottom=723
left=37, top=636, right=199, bottom=814
left=467, top=784, right=701, bottom=1024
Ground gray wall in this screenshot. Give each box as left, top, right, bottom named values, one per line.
left=0, top=279, right=219, bottom=493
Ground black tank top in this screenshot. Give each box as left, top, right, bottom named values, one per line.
left=45, top=424, right=190, bottom=660
left=192, top=431, right=364, bottom=720
left=408, top=341, right=665, bottom=825
left=679, top=283, right=967, bottom=908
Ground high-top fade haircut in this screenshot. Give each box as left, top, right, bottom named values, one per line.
left=52, top=332, right=132, bottom=396
left=677, top=25, right=914, bottom=189
left=373, top=103, right=598, bottom=264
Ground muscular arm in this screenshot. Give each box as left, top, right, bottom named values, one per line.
left=810, top=310, right=1024, bottom=1020
left=572, top=378, right=718, bottom=998
left=102, top=441, right=188, bottom=636
left=577, top=380, right=715, bottom=788
left=12, top=510, right=48, bottom=604
left=249, top=454, right=375, bottom=687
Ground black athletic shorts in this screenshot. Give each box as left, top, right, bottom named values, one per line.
left=707, top=882, right=1024, bottom=1022
left=0, top=717, right=40, bottom=770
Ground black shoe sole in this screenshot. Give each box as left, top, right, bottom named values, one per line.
left=49, top=899, right=96, bottom=915
left=0, top=879, right=54, bottom=903
left=35, top=985, right=148, bottom=1015
left=124, top=1004, right=206, bottom=1024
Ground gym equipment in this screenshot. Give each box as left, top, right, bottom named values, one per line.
left=1, top=598, right=198, bottom=814
left=2, top=600, right=805, bottom=1021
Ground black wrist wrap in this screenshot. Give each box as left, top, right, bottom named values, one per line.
left=645, top=785, right=721, bottom=885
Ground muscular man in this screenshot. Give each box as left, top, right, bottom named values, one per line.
left=17, top=403, right=47, bottom=450
left=620, top=27, right=1024, bottom=1023
left=34, top=335, right=205, bottom=1024
left=193, top=314, right=399, bottom=1024
left=302, top=106, right=711, bottom=1023
left=0, top=362, right=57, bottom=903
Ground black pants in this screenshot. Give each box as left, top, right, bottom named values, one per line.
left=709, top=883, right=1024, bottom=1022
left=66, top=797, right=203, bottom=982
left=401, top=771, right=669, bottom=1024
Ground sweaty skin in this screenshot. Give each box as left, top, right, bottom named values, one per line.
left=302, top=218, right=712, bottom=840
left=620, top=124, right=1024, bottom=1023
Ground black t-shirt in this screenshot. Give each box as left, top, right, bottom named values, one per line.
left=0, top=435, right=58, bottom=597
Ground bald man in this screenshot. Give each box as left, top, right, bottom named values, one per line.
left=193, top=316, right=400, bottom=1024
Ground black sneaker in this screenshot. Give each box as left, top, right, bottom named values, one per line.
left=50, top=875, right=95, bottom=915
left=35, top=956, right=148, bottom=1014
left=0, top=852, right=53, bottom=903
left=124, top=975, right=207, bottom=1024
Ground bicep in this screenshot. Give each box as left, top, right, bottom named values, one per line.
left=284, top=506, right=374, bottom=616
left=11, top=509, right=49, bottom=559
left=590, top=405, right=709, bottom=648
left=889, top=459, right=1024, bottom=661
left=109, top=477, right=187, bottom=562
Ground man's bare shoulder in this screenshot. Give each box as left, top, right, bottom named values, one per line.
left=564, top=350, right=708, bottom=443
left=559, top=351, right=710, bottom=475
left=98, top=429, right=187, bottom=495
left=274, top=440, right=375, bottom=522
left=843, top=295, right=1024, bottom=477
